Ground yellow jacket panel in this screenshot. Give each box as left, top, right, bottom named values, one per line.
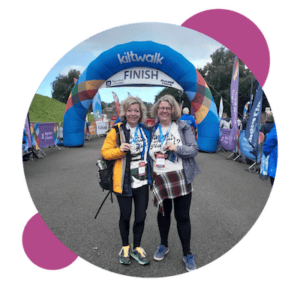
left=101, top=124, right=126, bottom=194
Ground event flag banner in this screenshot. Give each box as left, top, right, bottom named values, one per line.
left=30, top=123, right=40, bottom=150
left=249, top=73, right=254, bottom=110
left=218, top=97, right=224, bottom=121
left=245, top=83, right=263, bottom=154
left=219, top=56, right=239, bottom=150
left=243, top=101, right=251, bottom=120
left=112, top=92, right=120, bottom=116
left=23, top=113, right=32, bottom=150
left=93, top=92, right=102, bottom=120
left=53, top=123, right=60, bottom=145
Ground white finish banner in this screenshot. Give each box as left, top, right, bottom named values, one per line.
left=102, top=67, right=183, bottom=91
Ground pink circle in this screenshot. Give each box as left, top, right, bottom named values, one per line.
left=21, top=213, right=79, bottom=273
left=180, top=7, right=272, bottom=87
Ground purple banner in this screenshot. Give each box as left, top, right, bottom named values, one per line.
left=220, top=56, right=239, bottom=150
left=37, top=123, right=56, bottom=149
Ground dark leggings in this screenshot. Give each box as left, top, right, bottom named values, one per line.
left=270, top=177, right=275, bottom=186
left=116, top=185, right=149, bottom=248
left=157, top=193, right=192, bottom=256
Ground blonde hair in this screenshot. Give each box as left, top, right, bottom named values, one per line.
left=151, top=94, right=181, bottom=121
left=120, top=96, right=147, bottom=124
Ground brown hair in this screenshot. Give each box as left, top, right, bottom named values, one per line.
left=151, top=94, right=181, bottom=121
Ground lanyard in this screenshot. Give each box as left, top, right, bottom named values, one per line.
left=130, top=125, right=146, bottom=159
left=158, top=123, right=172, bottom=149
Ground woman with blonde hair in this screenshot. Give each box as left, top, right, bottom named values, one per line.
left=101, top=96, right=151, bottom=265
left=149, top=94, right=200, bottom=272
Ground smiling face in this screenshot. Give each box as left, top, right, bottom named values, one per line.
left=157, top=100, right=172, bottom=124
left=125, top=103, right=141, bottom=127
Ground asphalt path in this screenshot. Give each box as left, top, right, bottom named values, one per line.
left=23, top=136, right=272, bottom=277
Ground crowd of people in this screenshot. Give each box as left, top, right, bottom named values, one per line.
left=219, top=112, right=278, bottom=186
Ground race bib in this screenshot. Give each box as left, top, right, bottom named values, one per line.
left=156, top=153, right=165, bottom=168
left=138, top=161, right=146, bottom=177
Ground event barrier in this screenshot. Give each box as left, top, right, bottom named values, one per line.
left=23, top=122, right=61, bottom=156
left=24, top=120, right=110, bottom=153
left=96, top=121, right=109, bottom=136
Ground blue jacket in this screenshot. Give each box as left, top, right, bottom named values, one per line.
left=179, top=114, right=197, bottom=130
left=262, top=125, right=278, bottom=178
left=260, top=122, right=274, bottom=136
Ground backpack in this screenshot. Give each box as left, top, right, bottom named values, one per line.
left=96, top=125, right=120, bottom=192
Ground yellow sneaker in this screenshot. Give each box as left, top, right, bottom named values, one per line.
left=119, top=246, right=131, bottom=264
left=130, top=247, right=150, bottom=265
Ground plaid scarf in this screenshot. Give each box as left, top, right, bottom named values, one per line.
left=152, top=170, right=192, bottom=215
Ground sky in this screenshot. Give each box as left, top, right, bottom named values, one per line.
left=36, top=22, right=224, bottom=104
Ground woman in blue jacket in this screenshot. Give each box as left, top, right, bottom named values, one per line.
left=262, top=125, right=278, bottom=185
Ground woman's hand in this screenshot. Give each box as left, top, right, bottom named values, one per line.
left=163, top=143, right=177, bottom=152
left=120, top=143, right=131, bottom=152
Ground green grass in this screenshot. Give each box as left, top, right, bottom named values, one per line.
left=29, top=94, right=94, bottom=123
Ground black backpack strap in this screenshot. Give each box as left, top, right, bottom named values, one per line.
left=113, top=124, right=121, bottom=147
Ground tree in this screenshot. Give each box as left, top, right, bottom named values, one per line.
left=198, top=47, right=270, bottom=118
left=51, top=69, right=81, bottom=104
left=154, top=87, right=190, bottom=110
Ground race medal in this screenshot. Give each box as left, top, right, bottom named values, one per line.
left=165, top=150, right=177, bottom=163
left=138, top=161, right=146, bottom=177
left=156, top=153, right=165, bottom=168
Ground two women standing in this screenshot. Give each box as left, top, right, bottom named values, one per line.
left=101, top=94, right=200, bottom=272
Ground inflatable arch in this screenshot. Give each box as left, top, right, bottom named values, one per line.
left=63, top=41, right=219, bottom=152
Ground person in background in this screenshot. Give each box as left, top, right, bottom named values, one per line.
left=219, top=114, right=231, bottom=129
left=242, top=113, right=249, bottom=130
left=260, top=114, right=275, bottom=137
left=237, top=118, right=243, bottom=131
left=149, top=94, right=200, bottom=272
left=179, top=107, right=197, bottom=131
left=262, top=125, right=278, bottom=186
left=101, top=96, right=152, bottom=266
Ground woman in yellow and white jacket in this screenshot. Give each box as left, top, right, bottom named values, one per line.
left=101, top=96, right=152, bottom=266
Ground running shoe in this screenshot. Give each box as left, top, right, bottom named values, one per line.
left=153, top=244, right=169, bottom=261
left=130, top=247, right=150, bottom=265
left=119, top=246, right=131, bottom=265
left=183, top=254, right=196, bottom=272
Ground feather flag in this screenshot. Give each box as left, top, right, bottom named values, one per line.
left=219, top=56, right=239, bottom=150
left=249, top=73, right=254, bottom=111
left=92, top=92, right=102, bottom=120
left=243, top=101, right=251, bottom=121
left=112, top=91, right=120, bottom=116
left=218, top=97, right=224, bottom=120
left=245, top=83, right=263, bottom=153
